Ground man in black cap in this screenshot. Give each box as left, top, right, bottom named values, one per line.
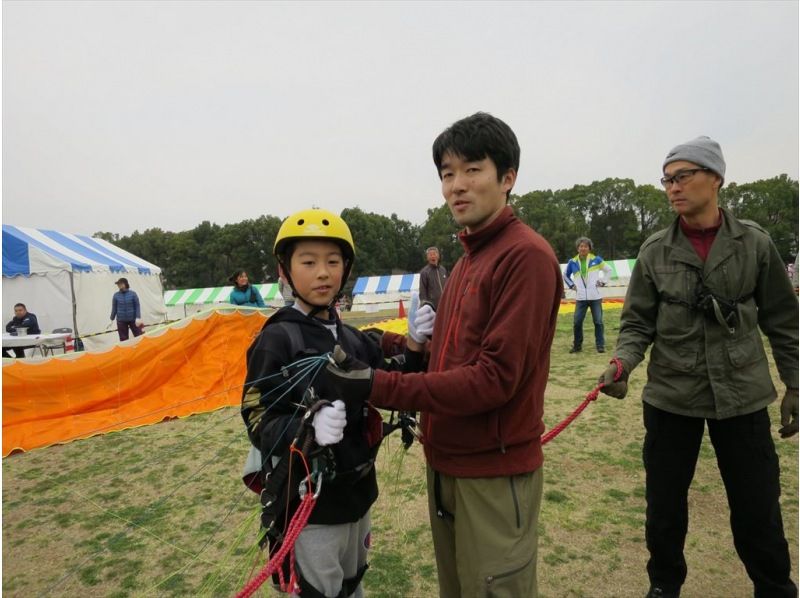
left=598, top=136, right=798, bottom=597
left=111, top=277, right=143, bottom=341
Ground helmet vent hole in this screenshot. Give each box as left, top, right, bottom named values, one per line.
left=297, top=219, right=305, bottom=225
left=322, top=219, right=330, bottom=226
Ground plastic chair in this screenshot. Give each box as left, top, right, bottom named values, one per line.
left=41, top=328, right=73, bottom=356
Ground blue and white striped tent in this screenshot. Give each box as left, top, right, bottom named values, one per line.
left=352, top=273, right=420, bottom=296
left=2, top=226, right=166, bottom=350
left=351, top=274, right=421, bottom=312
left=350, top=260, right=636, bottom=312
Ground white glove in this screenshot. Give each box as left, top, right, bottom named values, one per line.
left=312, top=400, right=346, bottom=446
left=407, top=293, right=436, bottom=343
left=135, top=318, right=143, bottom=327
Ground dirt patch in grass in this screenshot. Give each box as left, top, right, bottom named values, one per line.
left=3, top=310, right=797, bottom=597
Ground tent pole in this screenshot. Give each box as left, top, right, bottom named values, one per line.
left=69, top=271, right=79, bottom=336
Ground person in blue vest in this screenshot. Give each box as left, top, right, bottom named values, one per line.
left=110, top=278, right=143, bottom=341
left=228, top=270, right=266, bottom=307
left=564, top=237, right=612, bottom=353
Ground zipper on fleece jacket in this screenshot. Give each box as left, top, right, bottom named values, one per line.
left=436, top=254, right=472, bottom=371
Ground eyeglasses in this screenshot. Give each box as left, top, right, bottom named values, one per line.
left=660, top=168, right=710, bottom=188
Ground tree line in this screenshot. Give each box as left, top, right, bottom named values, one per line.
left=95, top=174, right=798, bottom=292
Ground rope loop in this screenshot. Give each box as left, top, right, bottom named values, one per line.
left=541, top=356, right=623, bottom=446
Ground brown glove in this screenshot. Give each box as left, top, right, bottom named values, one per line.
left=779, top=387, right=798, bottom=439
left=598, top=360, right=629, bottom=399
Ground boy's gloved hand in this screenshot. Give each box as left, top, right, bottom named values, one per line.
left=598, top=360, right=629, bottom=399
left=326, top=345, right=374, bottom=404
left=407, top=293, right=436, bottom=343
left=779, top=387, right=799, bottom=439
left=361, top=327, right=385, bottom=347
left=312, top=399, right=347, bottom=446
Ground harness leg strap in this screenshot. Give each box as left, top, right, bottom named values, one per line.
left=295, top=561, right=369, bottom=597
left=342, top=562, right=369, bottom=596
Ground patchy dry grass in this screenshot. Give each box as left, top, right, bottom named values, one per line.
left=2, top=308, right=797, bottom=597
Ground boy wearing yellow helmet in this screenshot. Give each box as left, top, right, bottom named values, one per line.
left=241, top=208, right=431, bottom=598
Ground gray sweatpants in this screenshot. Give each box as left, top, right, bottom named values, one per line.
left=291, top=512, right=371, bottom=598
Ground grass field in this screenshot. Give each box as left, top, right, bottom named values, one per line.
left=3, top=308, right=797, bottom=597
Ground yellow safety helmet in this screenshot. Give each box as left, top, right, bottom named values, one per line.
left=274, top=209, right=355, bottom=304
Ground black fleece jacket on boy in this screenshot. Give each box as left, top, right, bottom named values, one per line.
left=242, top=306, right=423, bottom=524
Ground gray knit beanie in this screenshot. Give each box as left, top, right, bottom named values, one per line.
left=663, top=136, right=726, bottom=184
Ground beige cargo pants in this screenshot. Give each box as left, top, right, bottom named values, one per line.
left=427, top=464, right=543, bottom=598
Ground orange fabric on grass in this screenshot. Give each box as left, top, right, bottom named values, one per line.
left=2, top=309, right=268, bottom=457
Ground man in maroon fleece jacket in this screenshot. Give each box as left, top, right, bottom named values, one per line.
left=328, top=112, right=563, bottom=597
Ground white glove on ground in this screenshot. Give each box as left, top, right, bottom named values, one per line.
left=312, top=399, right=346, bottom=446
left=408, top=293, right=436, bottom=343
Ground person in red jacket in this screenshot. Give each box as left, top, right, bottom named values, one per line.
left=327, top=112, right=563, bottom=597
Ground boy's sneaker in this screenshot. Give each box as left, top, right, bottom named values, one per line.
left=569, top=346, right=582, bottom=353
left=645, top=587, right=680, bottom=598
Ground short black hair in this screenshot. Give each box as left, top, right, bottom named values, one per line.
left=14, top=303, right=25, bottom=310
left=432, top=112, right=520, bottom=198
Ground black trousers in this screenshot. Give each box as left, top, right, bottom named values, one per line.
left=3, top=347, right=28, bottom=358
left=116, top=320, right=142, bottom=342
left=643, top=403, right=796, bottom=597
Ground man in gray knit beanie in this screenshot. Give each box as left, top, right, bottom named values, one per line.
left=663, top=135, right=726, bottom=185
left=597, top=135, right=798, bottom=597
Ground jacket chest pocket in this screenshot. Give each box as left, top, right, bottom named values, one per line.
left=654, top=264, right=698, bottom=299
left=654, top=265, right=698, bottom=331
left=706, top=261, right=755, bottom=303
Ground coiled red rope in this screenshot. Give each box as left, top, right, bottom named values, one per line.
left=235, top=446, right=318, bottom=598
left=541, top=357, right=623, bottom=445
left=235, top=490, right=316, bottom=598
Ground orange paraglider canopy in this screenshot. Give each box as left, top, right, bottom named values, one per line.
left=2, top=308, right=269, bottom=457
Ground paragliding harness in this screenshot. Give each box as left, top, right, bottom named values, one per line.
left=661, top=267, right=753, bottom=336
left=243, top=320, right=418, bottom=597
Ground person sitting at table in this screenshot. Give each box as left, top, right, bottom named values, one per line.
left=4, top=303, right=41, bottom=358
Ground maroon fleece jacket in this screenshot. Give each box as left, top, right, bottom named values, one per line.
left=370, top=206, right=563, bottom=477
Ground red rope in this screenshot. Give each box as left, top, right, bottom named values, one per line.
left=541, top=357, right=623, bottom=446
left=235, top=445, right=317, bottom=598
left=235, top=492, right=317, bottom=598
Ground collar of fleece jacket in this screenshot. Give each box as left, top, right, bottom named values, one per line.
left=457, top=205, right=516, bottom=255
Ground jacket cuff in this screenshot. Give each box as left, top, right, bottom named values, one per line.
left=403, top=346, right=426, bottom=373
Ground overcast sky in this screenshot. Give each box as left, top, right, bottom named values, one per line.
left=3, top=1, right=798, bottom=236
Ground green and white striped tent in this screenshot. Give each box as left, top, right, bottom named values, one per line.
left=164, top=284, right=282, bottom=319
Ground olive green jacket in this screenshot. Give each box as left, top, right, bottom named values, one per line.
left=615, top=208, right=799, bottom=419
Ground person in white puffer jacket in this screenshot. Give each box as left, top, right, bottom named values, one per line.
left=563, top=237, right=612, bottom=353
